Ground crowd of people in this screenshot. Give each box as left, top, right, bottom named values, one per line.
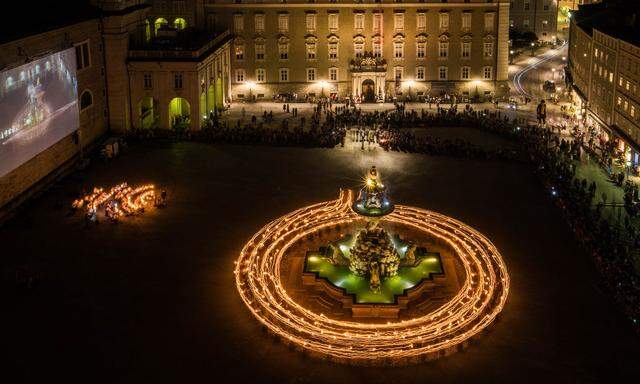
left=523, top=124, right=640, bottom=332
left=127, top=103, right=346, bottom=148
left=377, top=129, right=518, bottom=161
left=193, top=102, right=346, bottom=147
left=194, top=120, right=344, bottom=148
left=354, top=104, right=523, bottom=161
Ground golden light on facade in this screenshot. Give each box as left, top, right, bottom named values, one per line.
left=234, top=190, right=509, bottom=363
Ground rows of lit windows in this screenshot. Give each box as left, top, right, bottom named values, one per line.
left=234, top=67, right=341, bottom=83
left=593, top=62, right=614, bottom=84
left=233, top=65, right=493, bottom=83
left=232, top=10, right=495, bottom=34
left=617, top=94, right=638, bottom=121
left=619, top=75, right=639, bottom=98
left=234, top=40, right=494, bottom=62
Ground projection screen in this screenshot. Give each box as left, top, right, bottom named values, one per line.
left=0, top=47, right=79, bottom=177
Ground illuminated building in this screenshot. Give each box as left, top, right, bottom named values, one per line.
left=508, top=0, right=558, bottom=42
left=197, top=0, right=511, bottom=101
left=0, top=0, right=232, bottom=219
left=567, top=0, right=640, bottom=171
left=101, top=1, right=232, bottom=132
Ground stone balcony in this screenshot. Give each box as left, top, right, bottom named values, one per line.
left=128, top=30, right=231, bottom=61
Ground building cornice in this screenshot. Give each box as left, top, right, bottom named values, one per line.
left=205, top=3, right=498, bottom=10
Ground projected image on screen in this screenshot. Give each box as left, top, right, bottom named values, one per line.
left=0, top=47, right=79, bottom=177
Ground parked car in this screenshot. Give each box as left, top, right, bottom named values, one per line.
left=543, top=80, right=556, bottom=93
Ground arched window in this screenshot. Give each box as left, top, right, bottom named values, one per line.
left=80, top=90, right=93, bottom=110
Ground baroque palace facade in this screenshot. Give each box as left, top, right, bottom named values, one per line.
left=192, top=0, right=511, bottom=101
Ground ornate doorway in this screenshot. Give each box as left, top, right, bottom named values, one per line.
left=362, top=79, right=376, bottom=103
left=350, top=53, right=387, bottom=102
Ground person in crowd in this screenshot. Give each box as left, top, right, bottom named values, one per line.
left=536, top=99, right=547, bottom=125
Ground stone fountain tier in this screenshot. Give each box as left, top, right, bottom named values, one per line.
left=349, top=221, right=400, bottom=292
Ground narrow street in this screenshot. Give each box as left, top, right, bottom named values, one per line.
left=508, top=42, right=569, bottom=122
left=511, top=42, right=568, bottom=100
left=508, top=42, right=640, bottom=272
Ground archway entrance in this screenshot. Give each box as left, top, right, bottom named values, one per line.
left=199, top=91, right=207, bottom=125
left=362, top=79, right=376, bottom=103
left=174, top=18, right=187, bottom=30
left=215, top=77, right=224, bottom=109
left=207, top=84, right=215, bottom=115
left=144, top=20, right=151, bottom=42
left=138, top=97, right=157, bottom=129
left=168, top=97, right=190, bottom=130
left=154, top=18, right=168, bottom=35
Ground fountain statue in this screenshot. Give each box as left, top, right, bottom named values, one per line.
left=352, top=166, right=394, bottom=217
left=346, top=167, right=399, bottom=292
left=349, top=221, right=400, bottom=292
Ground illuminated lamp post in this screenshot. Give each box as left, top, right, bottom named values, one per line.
left=530, top=42, right=536, bottom=57
left=317, top=80, right=328, bottom=98
left=470, top=80, right=480, bottom=102
left=404, top=80, right=415, bottom=101
left=245, top=81, right=256, bottom=102
left=552, top=67, right=557, bottom=81
left=509, top=50, right=515, bottom=64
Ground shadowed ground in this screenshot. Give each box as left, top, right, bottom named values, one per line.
left=2, top=139, right=639, bottom=383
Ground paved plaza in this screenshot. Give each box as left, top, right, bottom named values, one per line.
left=4, top=2, right=640, bottom=383
left=2, top=137, right=639, bottom=383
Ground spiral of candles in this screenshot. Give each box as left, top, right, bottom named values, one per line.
left=235, top=190, right=509, bottom=363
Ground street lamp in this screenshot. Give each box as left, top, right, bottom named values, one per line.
left=551, top=67, right=557, bottom=81
left=530, top=42, right=536, bottom=57
left=404, top=80, right=415, bottom=101
left=509, top=50, right=515, bottom=64
left=317, top=80, right=328, bottom=98
left=470, top=80, right=481, bottom=102
left=245, top=81, right=256, bottom=101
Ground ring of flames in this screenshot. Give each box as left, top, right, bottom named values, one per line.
left=234, top=190, right=509, bottom=362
